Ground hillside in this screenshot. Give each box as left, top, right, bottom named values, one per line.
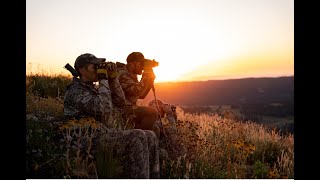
left=26, top=93, right=294, bottom=179
left=143, top=76, right=294, bottom=106
left=27, top=75, right=294, bottom=133
left=26, top=75, right=294, bottom=178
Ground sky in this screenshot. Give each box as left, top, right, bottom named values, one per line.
left=26, top=0, right=294, bottom=82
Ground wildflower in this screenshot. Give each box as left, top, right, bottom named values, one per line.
left=268, top=169, right=278, bottom=178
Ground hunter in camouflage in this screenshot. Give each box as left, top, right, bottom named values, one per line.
left=116, top=52, right=161, bottom=138
left=63, top=53, right=160, bottom=178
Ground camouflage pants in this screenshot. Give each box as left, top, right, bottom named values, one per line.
left=98, top=126, right=160, bottom=178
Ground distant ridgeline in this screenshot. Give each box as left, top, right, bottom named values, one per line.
left=143, top=76, right=294, bottom=119
left=27, top=75, right=293, bottom=119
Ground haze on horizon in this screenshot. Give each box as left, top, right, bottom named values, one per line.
left=26, top=0, right=294, bottom=82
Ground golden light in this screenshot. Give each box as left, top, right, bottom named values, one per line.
left=27, top=0, right=294, bottom=82
left=94, top=5, right=238, bottom=83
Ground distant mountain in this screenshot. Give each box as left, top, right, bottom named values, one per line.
left=142, top=76, right=294, bottom=106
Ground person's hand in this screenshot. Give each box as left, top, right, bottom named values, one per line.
left=97, top=62, right=118, bottom=80
left=105, top=62, right=118, bottom=79
left=97, top=62, right=108, bottom=80
left=142, top=70, right=156, bottom=82
left=143, top=60, right=156, bottom=73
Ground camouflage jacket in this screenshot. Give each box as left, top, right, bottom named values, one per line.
left=63, top=77, right=160, bottom=178
left=63, top=77, right=127, bottom=121
left=116, top=62, right=154, bottom=105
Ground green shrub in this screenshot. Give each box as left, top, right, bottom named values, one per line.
left=95, top=145, right=123, bottom=178
left=253, top=160, right=269, bottom=178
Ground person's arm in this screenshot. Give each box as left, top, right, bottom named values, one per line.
left=106, top=62, right=129, bottom=108
left=67, top=79, right=113, bottom=117
left=108, top=77, right=128, bottom=108
left=119, top=71, right=155, bottom=99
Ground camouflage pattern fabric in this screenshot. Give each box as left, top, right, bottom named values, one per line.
left=98, top=126, right=160, bottom=178
left=63, top=77, right=160, bottom=178
left=116, top=62, right=155, bottom=105
left=115, top=62, right=159, bottom=135
left=64, top=77, right=115, bottom=120
left=108, top=77, right=129, bottom=109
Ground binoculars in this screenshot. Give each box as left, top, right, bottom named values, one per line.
left=96, top=62, right=117, bottom=71
left=144, top=59, right=159, bottom=68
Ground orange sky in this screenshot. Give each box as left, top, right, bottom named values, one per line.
left=26, top=0, right=294, bottom=82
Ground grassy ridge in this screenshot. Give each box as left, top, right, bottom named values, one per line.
left=26, top=74, right=72, bottom=98
left=26, top=74, right=293, bottom=178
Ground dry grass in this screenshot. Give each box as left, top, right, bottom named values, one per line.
left=159, top=107, right=293, bottom=178
left=26, top=73, right=294, bottom=178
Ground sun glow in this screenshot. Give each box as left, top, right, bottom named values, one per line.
left=27, top=0, right=294, bottom=82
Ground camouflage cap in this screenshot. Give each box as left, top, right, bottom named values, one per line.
left=74, top=53, right=106, bottom=70
left=126, top=52, right=146, bottom=63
